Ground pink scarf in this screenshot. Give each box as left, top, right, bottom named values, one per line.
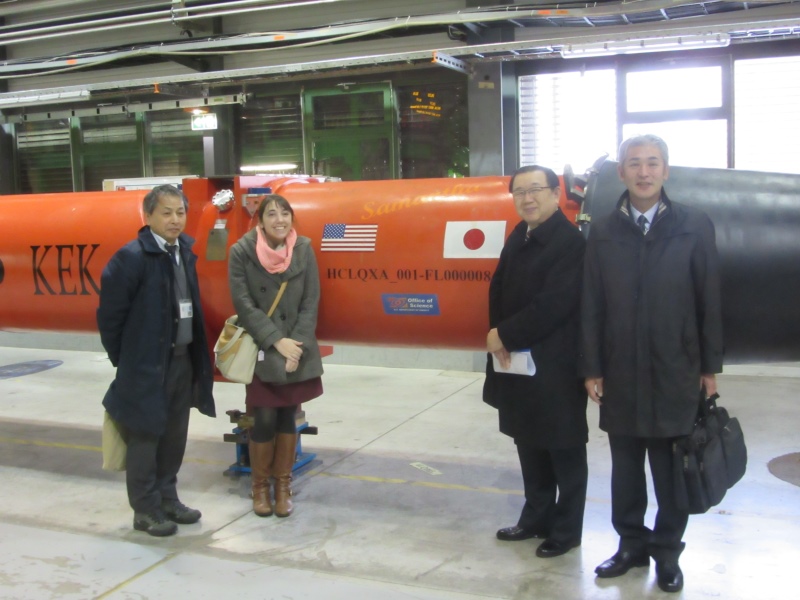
left=256, top=226, right=297, bottom=274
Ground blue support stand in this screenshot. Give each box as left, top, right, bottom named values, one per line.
left=223, top=409, right=317, bottom=476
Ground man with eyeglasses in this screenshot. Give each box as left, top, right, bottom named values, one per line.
left=483, top=165, right=588, bottom=559
left=581, top=135, right=723, bottom=592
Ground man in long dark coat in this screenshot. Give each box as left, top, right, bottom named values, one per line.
left=98, top=185, right=216, bottom=537
left=483, top=165, right=587, bottom=559
left=581, top=135, right=723, bottom=592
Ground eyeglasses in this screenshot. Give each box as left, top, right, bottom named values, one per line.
left=512, top=186, right=554, bottom=199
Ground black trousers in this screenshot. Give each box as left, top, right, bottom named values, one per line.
left=516, top=442, right=588, bottom=544
left=126, top=351, right=192, bottom=514
left=608, top=434, right=688, bottom=562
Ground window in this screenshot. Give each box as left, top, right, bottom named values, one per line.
left=622, top=120, right=728, bottom=169
left=735, top=55, right=800, bottom=174
left=626, top=67, right=722, bottom=112
left=622, top=63, right=728, bottom=167
left=519, top=70, right=617, bottom=175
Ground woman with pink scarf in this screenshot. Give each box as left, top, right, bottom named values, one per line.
left=228, top=194, right=324, bottom=518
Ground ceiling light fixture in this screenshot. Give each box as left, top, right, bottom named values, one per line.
left=560, top=33, right=731, bottom=59
left=0, top=89, right=90, bottom=108
left=240, top=164, right=299, bottom=173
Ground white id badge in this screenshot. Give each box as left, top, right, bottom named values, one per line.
left=258, top=350, right=265, bottom=361
left=179, top=300, right=193, bottom=319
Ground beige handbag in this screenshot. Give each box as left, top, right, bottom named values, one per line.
left=215, top=281, right=287, bottom=384
left=102, top=411, right=128, bottom=471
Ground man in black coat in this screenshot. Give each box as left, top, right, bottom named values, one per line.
left=98, top=185, right=216, bottom=537
left=581, top=135, right=723, bottom=592
left=483, top=165, right=588, bottom=559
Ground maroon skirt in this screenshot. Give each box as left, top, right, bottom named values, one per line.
left=245, top=376, right=323, bottom=409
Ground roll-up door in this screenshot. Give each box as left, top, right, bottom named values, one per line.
left=16, top=121, right=72, bottom=193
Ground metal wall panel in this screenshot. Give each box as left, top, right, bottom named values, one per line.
left=468, top=62, right=513, bottom=176
left=15, top=120, right=72, bottom=193
left=81, top=114, right=142, bottom=191
left=240, top=95, right=305, bottom=172
left=147, top=111, right=205, bottom=178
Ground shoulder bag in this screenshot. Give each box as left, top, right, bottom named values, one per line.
left=672, top=391, right=747, bottom=514
left=102, top=411, right=128, bottom=471
left=215, top=281, right=288, bottom=384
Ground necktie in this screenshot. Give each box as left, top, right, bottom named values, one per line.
left=637, top=215, right=649, bottom=234
left=166, top=244, right=179, bottom=265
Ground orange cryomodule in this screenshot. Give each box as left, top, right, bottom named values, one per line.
left=0, top=176, right=580, bottom=351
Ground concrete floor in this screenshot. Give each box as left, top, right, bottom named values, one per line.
left=0, top=343, right=798, bottom=600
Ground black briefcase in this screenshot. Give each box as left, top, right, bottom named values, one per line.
left=672, top=392, right=747, bottom=514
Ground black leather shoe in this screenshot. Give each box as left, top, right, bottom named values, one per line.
left=535, top=538, right=581, bottom=558
left=133, top=509, right=178, bottom=537
left=161, top=499, right=202, bottom=524
left=656, top=561, right=684, bottom=593
left=496, top=525, right=545, bottom=541
left=595, top=550, right=650, bottom=578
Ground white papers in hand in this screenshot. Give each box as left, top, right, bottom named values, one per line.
left=492, top=350, right=536, bottom=376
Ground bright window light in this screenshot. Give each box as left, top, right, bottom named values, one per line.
left=622, top=120, right=728, bottom=169
left=627, top=67, right=723, bottom=112
left=735, top=55, right=800, bottom=174
left=519, top=70, right=617, bottom=175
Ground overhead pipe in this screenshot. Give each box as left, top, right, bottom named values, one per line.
left=0, top=0, right=111, bottom=17
left=0, top=0, right=354, bottom=45
left=1, top=0, right=791, bottom=47
left=1, top=2, right=797, bottom=88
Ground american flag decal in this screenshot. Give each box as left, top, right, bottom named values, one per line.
left=321, top=223, right=378, bottom=252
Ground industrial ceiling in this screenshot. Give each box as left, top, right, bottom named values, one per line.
left=0, top=0, right=798, bottom=114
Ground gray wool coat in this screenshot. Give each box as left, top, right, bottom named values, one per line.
left=228, top=229, right=324, bottom=385
left=580, top=191, right=723, bottom=438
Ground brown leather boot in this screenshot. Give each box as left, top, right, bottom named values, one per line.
left=273, top=433, right=297, bottom=518
left=249, top=439, right=275, bottom=517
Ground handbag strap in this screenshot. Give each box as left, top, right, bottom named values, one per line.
left=267, top=281, right=288, bottom=317
left=697, top=391, right=721, bottom=419
left=216, top=319, right=245, bottom=353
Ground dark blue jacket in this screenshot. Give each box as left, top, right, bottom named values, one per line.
left=97, top=226, right=215, bottom=435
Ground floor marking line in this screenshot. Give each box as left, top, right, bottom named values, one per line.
left=0, top=436, right=229, bottom=465
left=0, top=436, right=98, bottom=452
left=94, top=552, right=178, bottom=600
left=314, top=470, right=524, bottom=495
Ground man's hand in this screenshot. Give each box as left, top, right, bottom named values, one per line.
left=585, top=377, right=604, bottom=405
left=700, top=373, right=717, bottom=397
left=493, top=348, right=512, bottom=370
left=486, top=328, right=504, bottom=354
